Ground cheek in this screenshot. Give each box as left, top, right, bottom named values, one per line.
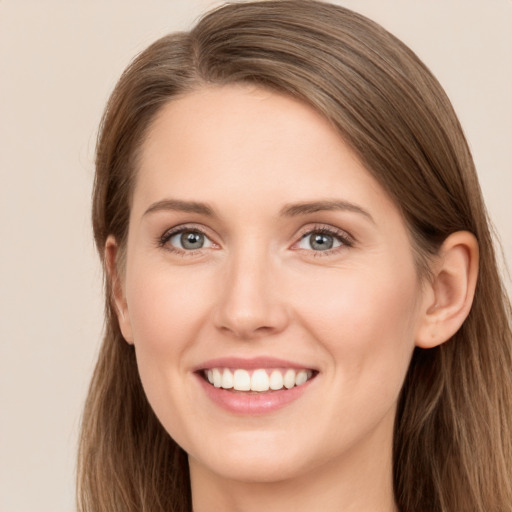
left=122, top=259, right=215, bottom=426
left=122, top=260, right=214, bottom=436
left=124, top=260, right=212, bottom=355
left=291, top=263, right=420, bottom=454
left=296, top=260, right=420, bottom=386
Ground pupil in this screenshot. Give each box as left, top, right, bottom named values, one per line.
left=311, top=233, right=333, bottom=250
left=181, top=232, right=204, bottom=249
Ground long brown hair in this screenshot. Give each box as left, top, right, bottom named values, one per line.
left=78, top=1, right=512, bottom=511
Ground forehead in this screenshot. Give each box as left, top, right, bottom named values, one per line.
left=132, top=84, right=398, bottom=222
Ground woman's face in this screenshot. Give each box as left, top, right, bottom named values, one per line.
left=115, top=85, right=427, bottom=484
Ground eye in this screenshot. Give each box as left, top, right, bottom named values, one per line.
left=295, top=228, right=352, bottom=252
left=163, top=229, right=214, bottom=251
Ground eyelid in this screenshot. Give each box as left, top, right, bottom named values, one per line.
left=158, top=223, right=219, bottom=254
left=291, top=223, right=355, bottom=254
left=157, top=222, right=354, bottom=256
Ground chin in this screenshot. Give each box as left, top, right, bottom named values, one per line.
left=187, top=429, right=316, bottom=484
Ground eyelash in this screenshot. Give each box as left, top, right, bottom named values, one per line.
left=157, top=224, right=354, bottom=257
left=158, top=225, right=212, bottom=255
left=294, top=225, right=354, bottom=257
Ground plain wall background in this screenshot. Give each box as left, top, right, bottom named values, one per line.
left=1, top=1, right=510, bottom=511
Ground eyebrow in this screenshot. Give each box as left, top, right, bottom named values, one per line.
left=143, top=199, right=215, bottom=217
left=280, top=200, right=375, bottom=223
left=143, top=198, right=374, bottom=223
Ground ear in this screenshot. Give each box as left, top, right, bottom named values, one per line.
left=415, top=231, right=479, bottom=349
left=105, top=235, right=134, bottom=344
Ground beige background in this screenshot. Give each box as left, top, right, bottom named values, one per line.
left=1, top=1, right=510, bottom=511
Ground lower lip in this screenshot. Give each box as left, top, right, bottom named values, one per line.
left=196, top=373, right=315, bottom=415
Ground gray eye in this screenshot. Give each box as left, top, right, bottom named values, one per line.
left=310, top=233, right=333, bottom=250
left=298, top=232, right=343, bottom=251
left=181, top=232, right=204, bottom=249
left=169, top=230, right=212, bottom=250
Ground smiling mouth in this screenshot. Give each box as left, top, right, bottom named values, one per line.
left=202, top=368, right=317, bottom=393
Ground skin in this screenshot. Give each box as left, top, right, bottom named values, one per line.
left=108, top=85, right=478, bottom=512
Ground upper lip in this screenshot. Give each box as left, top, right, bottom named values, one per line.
left=193, top=356, right=317, bottom=372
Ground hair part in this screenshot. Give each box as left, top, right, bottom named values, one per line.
left=79, top=2, right=512, bottom=511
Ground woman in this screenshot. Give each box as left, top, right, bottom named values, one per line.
left=77, top=1, right=512, bottom=511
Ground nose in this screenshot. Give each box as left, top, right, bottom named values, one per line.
left=213, top=247, right=290, bottom=340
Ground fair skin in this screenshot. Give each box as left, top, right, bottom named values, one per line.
left=107, top=85, right=478, bottom=512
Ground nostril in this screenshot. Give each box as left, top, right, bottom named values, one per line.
left=213, top=299, right=290, bottom=339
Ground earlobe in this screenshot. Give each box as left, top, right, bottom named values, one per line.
left=105, top=235, right=134, bottom=344
left=416, top=231, right=479, bottom=349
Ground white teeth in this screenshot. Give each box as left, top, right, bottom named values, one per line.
left=295, top=370, right=308, bottom=386
left=283, top=369, right=296, bottom=389
left=221, top=368, right=234, bottom=389
left=233, top=369, right=251, bottom=391
left=205, top=367, right=314, bottom=392
left=251, top=369, right=270, bottom=391
left=212, top=368, right=222, bottom=388
left=269, top=370, right=284, bottom=390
